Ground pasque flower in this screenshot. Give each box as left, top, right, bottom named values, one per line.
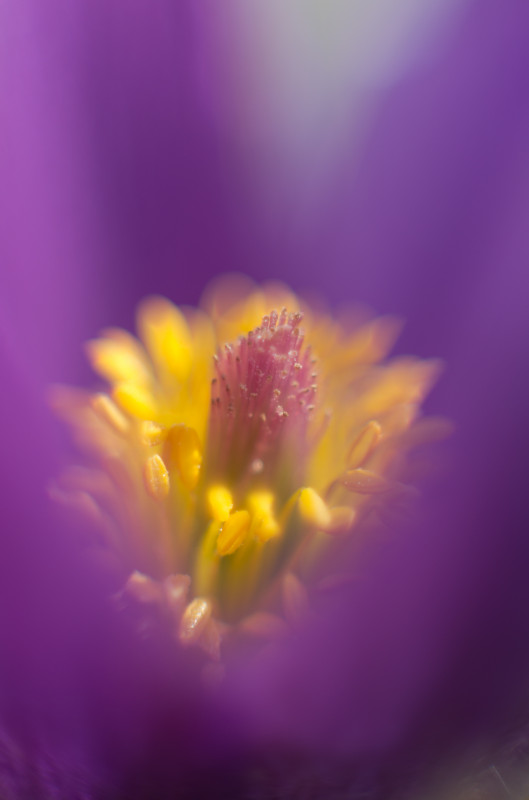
left=2, top=0, right=529, bottom=798
left=52, top=277, right=440, bottom=670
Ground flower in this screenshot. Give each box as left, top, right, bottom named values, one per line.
left=52, top=276, right=441, bottom=672
left=2, top=0, right=529, bottom=798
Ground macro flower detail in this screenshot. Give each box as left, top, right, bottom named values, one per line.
left=52, top=277, right=442, bottom=668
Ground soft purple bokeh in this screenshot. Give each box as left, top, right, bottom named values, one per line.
left=1, top=0, right=529, bottom=797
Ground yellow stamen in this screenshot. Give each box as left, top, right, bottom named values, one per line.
left=143, top=454, right=170, bottom=501
left=217, top=510, right=250, bottom=556
left=346, top=420, right=381, bottom=469
left=91, top=393, right=129, bottom=434
left=54, top=276, right=442, bottom=663
left=113, top=383, right=158, bottom=420
left=207, top=485, right=234, bottom=522
left=165, top=425, right=202, bottom=490
left=340, top=468, right=391, bottom=494
left=247, top=491, right=280, bottom=543
left=141, top=420, right=167, bottom=446
left=137, top=297, right=193, bottom=382
left=179, top=597, right=212, bottom=646
left=193, top=521, right=220, bottom=596
left=298, top=487, right=332, bottom=529
left=86, top=331, right=150, bottom=385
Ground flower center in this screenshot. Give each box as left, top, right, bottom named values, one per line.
left=51, top=281, right=442, bottom=669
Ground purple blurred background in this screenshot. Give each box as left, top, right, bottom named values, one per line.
left=1, top=0, right=529, bottom=796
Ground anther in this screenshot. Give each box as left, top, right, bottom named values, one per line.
left=207, top=485, right=234, bottom=522
left=141, top=420, right=167, bottom=446
left=217, top=510, right=251, bottom=556
left=164, top=425, right=202, bottom=490
left=340, top=468, right=391, bottom=494
left=179, top=598, right=212, bottom=645
left=143, top=454, right=170, bottom=501
left=91, top=393, right=129, bottom=433
left=247, top=491, right=280, bottom=542
left=346, top=421, right=381, bottom=469
left=298, top=487, right=332, bottom=529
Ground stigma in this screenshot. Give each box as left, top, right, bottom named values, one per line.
left=51, top=276, right=444, bottom=667
left=209, top=308, right=315, bottom=493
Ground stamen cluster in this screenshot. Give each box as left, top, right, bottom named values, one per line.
left=51, top=278, right=443, bottom=669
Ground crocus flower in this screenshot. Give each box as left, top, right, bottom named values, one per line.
left=1, top=0, right=529, bottom=798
